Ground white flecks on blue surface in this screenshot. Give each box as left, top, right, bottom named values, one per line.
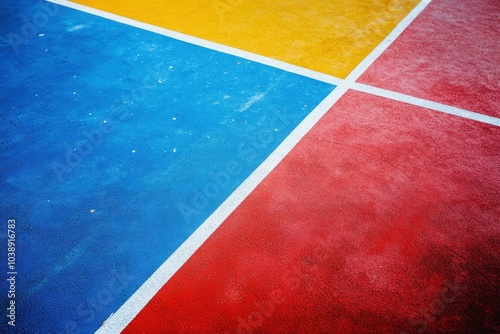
left=67, top=24, right=88, bottom=32
left=239, top=92, right=265, bottom=112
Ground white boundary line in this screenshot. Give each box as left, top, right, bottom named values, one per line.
left=89, top=1, right=436, bottom=332
left=353, top=83, right=500, bottom=127
left=47, top=0, right=342, bottom=86
left=40, top=0, right=499, bottom=332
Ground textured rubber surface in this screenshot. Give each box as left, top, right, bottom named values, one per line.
left=125, top=90, right=500, bottom=333
left=359, top=0, right=500, bottom=118
left=1, top=0, right=499, bottom=333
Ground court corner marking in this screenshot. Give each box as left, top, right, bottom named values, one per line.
left=346, top=0, right=432, bottom=82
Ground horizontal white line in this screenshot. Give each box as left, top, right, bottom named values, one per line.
left=353, top=83, right=500, bottom=127
left=47, top=0, right=342, bottom=86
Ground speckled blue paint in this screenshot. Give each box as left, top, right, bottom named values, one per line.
left=0, top=1, right=335, bottom=332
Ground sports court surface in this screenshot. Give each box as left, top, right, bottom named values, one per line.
left=0, top=0, right=499, bottom=333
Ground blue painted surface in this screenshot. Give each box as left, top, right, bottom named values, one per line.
left=0, top=1, right=335, bottom=332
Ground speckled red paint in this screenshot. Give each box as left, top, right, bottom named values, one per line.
left=358, top=0, right=500, bottom=118
left=124, top=91, right=500, bottom=333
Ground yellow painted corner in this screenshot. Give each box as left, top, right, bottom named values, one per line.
left=72, top=0, right=421, bottom=78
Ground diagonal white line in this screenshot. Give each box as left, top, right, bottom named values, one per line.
left=353, top=83, right=500, bottom=127
left=47, top=0, right=342, bottom=86
left=346, top=0, right=432, bottom=83
left=96, top=86, right=347, bottom=333
left=81, top=1, right=435, bottom=333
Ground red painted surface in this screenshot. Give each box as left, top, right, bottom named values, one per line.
left=125, top=90, right=500, bottom=333
left=358, top=0, right=500, bottom=118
